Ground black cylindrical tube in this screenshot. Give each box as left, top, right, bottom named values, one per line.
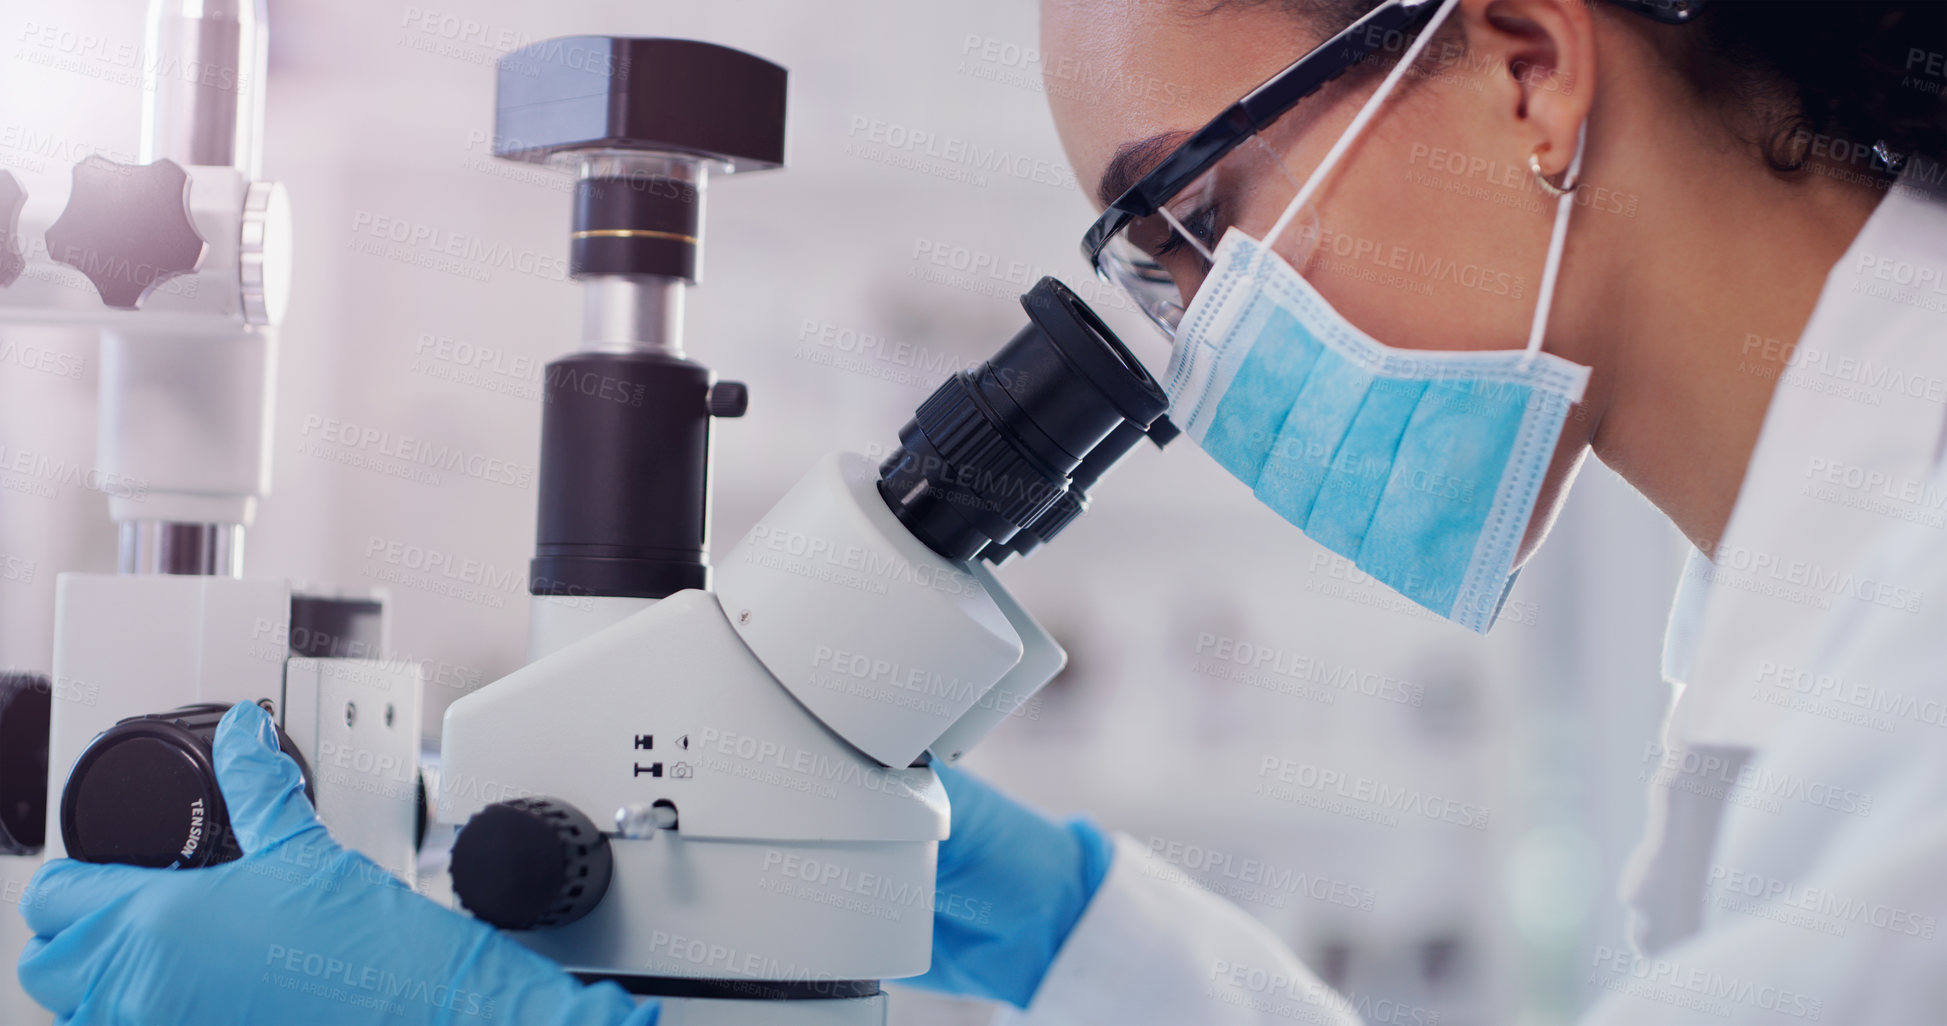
left=532, top=352, right=713, bottom=599
left=878, top=278, right=1168, bottom=562
left=980, top=418, right=1151, bottom=562
left=571, top=175, right=702, bottom=281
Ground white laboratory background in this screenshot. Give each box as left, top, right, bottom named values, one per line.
left=0, top=1, right=1686, bottom=1024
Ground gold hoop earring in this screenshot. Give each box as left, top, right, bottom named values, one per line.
left=1529, top=149, right=1580, bottom=199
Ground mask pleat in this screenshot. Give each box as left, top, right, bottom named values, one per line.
left=1303, top=376, right=1429, bottom=558
left=1170, top=226, right=1591, bottom=634
left=1355, top=379, right=1531, bottom=617
left=1251, top=337, right=1375, bottom=529
left=1201, top=306, right=1324, bottom=486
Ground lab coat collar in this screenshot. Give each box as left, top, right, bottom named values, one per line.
left=1661, top=173, right=1947, bottom=749
left=1626, top=173, right=1947, bottom=954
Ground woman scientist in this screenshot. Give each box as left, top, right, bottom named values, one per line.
left=14, top=0, right=1947, bottom=1024
left=905, top=0, right=1947, bottom=1023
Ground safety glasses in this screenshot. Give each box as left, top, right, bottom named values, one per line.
left=1080, top=0, right=1707, bottom=339
left=1080, top=0, right=1445, bottom=338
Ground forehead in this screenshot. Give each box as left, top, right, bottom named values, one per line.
left=1040, top=0, right=1320, bottom=206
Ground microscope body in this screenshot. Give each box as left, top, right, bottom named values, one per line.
left=441, top=452, right=1064, bottom=1018
left=435, top=41, right=1161, bottom=1017
left=6, top=22, right=1158, bottom=1026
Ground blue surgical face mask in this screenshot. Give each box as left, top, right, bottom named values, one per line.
left=1161, top=0, right=1591, bottom=633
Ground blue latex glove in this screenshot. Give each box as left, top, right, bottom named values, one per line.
left=905, top=762, right=1113, bottom=1009
left=18, top=701, right=657, bottom=1026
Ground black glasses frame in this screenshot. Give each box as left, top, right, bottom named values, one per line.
left=1078, top=0, right=1442, bottom=268
left=1077, top=0, right=1708, bottom=269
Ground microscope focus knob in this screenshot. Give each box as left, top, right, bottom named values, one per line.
left=707, top=380, right=749, bottom=418
left=450, top=797, right=613, bottom=931
left=44, top=155, right=208, bottom=309
left=61, top=702, right=314, bottom=868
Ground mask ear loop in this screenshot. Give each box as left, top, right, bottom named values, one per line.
left=1520, top=120, right=1588, bottom=369
left=1262, top=0, right=1463, bottom=251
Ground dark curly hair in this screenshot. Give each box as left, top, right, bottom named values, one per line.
left=1235, top=0, right=1947, bottom=181
left=1670, top=1, right=1947, bottom=177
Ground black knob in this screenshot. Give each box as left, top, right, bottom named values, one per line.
left=60, top=702, right=314, bottom=868
left=0, top=674, right=51, bottom=855
left=0, top=171, right=25, bottom=289
left=44, top=155, right=207, bottom=309
left=707, top=380, right=749, bottom=418
left=450, top=797, right=612, bottom=930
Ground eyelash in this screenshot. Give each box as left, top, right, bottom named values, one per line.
left=1156, top=203, right=1220, bottom=258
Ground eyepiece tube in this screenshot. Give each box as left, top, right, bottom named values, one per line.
left=877, top=278, right=1168, bottom=562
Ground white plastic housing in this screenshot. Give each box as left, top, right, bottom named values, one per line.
left=926, top=562, right=1067, bottom=763
left=97, top=327, right=276, bottom=526
left=1, top=163, right=290, bottom=527
left=284, top=658, right=424, bottom=885
left=42, top=573, right=291, bottom=860
left=440, top=588, right=946, bottom=979
left=526, top=593, right=655, bottom=662
left=0, top=166, right=287, bottom=331
left=714, top=452, right=1024, bottom=768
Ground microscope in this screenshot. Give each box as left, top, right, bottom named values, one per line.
left=0, top=0, right=422, bottom=899
left=433, top=37, right=1173, bottom=1026
left=2, top=19, right=1173, bottom=1026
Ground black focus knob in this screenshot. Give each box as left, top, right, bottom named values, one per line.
left=450, top=797, right=612, bottom=930
left=0, top=674, right=52, bottom=855
left=707, top=380, right=749, bottom=418
left=61, top=702, right=314, bottom=868
left=44, top=155, right=207, bottom=309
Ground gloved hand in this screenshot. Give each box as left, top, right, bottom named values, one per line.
left=905, top=762, right=1113, bottom=1009
left=17, top=701, right=657, bottom=1026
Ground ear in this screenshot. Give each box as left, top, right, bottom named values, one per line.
left=1457, top=0, right=1597, bottom=180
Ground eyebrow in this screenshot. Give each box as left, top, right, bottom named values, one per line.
left=1096, top=130, right=1192, bottom=208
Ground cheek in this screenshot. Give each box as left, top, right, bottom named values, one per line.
left=1280, top=125, right=1548, bottom=354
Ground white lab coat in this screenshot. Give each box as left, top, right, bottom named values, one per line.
left=1015, top=174, right=1947, bottom=1025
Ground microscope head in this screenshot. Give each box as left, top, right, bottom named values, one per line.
left=716, top=278, right=1174, bottom=768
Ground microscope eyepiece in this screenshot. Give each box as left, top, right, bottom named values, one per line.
left=878, top=278, right=1168, bottom=562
